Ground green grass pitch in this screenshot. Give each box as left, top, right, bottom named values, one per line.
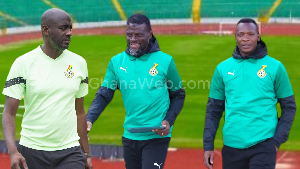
left=0, top=35, right=299, bottom=150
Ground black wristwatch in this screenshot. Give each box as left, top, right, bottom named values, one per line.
left=84, top=152, right=92, bottom=157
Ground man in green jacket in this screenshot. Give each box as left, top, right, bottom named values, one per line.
left=87, top=13, right=185, bottom=169
left=203, top=18, right=296, bottom=169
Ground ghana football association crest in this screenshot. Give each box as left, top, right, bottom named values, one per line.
left=257, top=65, right=267, bottom=78
left=149, top=63, right=159, bottom=76
left=65, top=65, right=74, bottom=78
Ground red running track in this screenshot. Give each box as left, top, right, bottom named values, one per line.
left=0, top=24, right=300, bottom=46
left=1, top=149, right=300, bottom=169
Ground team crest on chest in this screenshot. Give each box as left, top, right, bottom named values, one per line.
left=65, top=65, right=74, bottom=78
left=257, top=65, right=267, bottom=78
left=149, top=63, right=159, bottom=76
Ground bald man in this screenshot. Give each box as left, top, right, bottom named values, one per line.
left=2, top=8, right=93, bottom=169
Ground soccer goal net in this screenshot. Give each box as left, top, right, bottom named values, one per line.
left=218, top=21, right=262, bottom=36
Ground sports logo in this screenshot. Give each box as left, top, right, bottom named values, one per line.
left=154, top=163, right=163, bottom=169
left=149, top=63, right=159, bottom=76
left=65, top=65, right=74, bottom=78
left=228, top=70, right=235, bottom=76
left=120, top=66, right=128, bottom=73
left=257, top=65, right=267, bottom=78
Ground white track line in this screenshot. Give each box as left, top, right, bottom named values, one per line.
left=102, top=158, right=124, bottom=162
left=276, top=152, right=292, bottom=169
left=276, top=163, right=293, bottom=169
left=168, top=148, right=178, bottom=152
left=277, top=151, right=289, bottom=163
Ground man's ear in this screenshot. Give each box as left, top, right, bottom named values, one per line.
left=42, top=25, right=50, bottom=35
left=257, top=34, right=261, bottom=42
left=149, top=30, right=153, bottom=38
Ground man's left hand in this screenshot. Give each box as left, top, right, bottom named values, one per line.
left=85, top=157, right=93, bottom=169
left=152, top=120, right=170, bottom=136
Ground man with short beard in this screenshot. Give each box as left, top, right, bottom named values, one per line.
left=86, top=14, right=185, bottom=169
left=2, top=8, right=93, bottom=169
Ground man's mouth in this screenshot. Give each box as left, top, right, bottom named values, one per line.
left=130, top=43, right=140, bottom=49
left=64, top=38, right=71, bottom=43
left=241, top=44, right=251, bottom=49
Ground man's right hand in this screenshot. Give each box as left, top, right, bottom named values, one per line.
left=87, top=121, right=93, bottom=140
left=203, top=151, right=214, bottom=169
left=10, top=152, right=28, bottom=169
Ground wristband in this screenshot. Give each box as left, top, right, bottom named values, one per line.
left=84, top=152, right=92, bottom=157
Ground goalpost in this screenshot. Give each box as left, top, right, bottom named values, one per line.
left=219, top=21, right=262, bottom=36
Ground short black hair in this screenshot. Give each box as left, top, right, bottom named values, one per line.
left=237, top=18, right=259, bottom=34
left=127, top=13, right=152, bottom=31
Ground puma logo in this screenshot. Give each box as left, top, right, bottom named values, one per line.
left=228, top=70, right=235, bottom=76
left=120, top=66, right=128, bottom=73
left=154, top=163, right=163, bottom=169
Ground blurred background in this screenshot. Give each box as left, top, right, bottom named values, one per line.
left=0, top=0, right=299, bottom=168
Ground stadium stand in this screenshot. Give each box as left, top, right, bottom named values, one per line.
left=0, top=0, right=300, bottom=29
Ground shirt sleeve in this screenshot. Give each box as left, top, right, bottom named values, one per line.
left=275, top=62, right=294, bottom=99
left=273, top=95, right=296, bottom=148
left=209, top=67, right=225, bottom=100
left=101, top=59, right=117, bottom=90
left=76, top=60, right=89, bottom=98
left=86, top=86, right=115, bottom=124
left=166, top=58, right=182, bottom=91
left=2, top=59, right=26, bottom=100
left=203, top=98, right=225, bottom=151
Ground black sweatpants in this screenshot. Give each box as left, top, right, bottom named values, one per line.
left=122, top=136, right=171, bottom=169
left=222, top=138, right=278, bottom=169
left=18, top=144, right=87, bottom=169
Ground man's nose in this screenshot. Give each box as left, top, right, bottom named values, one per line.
left=241, top=35, right=250, bottom=41
left=66, top=28, right=72, bottom=36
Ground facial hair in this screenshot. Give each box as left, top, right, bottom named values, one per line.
left=50, top=32, right=69, bottom=50
left=128, top=39, right=149, bottom=57
left=129, top=47, right=143, bottom=57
